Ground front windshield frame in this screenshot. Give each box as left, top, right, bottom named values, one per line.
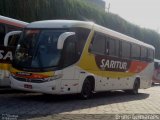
left=12, top=27, right=91, bottom=72
left=12, top=28, right=69, bottom=72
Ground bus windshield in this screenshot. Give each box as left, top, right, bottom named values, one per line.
left=14, top=29, right=65, bottom=68
left=13, top=28, right=90, bottom=71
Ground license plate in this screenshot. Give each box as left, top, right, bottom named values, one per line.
left=24, top=84, right=32, bottom=89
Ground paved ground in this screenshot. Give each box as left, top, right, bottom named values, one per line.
left=0, top=85, right=160, bottom=120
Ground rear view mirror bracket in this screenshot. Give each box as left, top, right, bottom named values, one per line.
left=4, top=31, right=22, bottom=47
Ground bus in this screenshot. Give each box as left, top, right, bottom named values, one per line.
left=6, top=20, right=155, bottom=99
left=0, top=15, right=28, bottom=86
left=152, top=59, right=160, bottom=84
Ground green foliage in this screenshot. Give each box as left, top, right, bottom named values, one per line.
left=1, top=0, right=160, bottom=58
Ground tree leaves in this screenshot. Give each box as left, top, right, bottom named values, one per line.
left=0, top=0, right=160, bottom=58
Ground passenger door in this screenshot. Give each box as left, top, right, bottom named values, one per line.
left=60, top=35, right=79, bottom=93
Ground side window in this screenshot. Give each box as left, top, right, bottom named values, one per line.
left=106, top=37, right=115, bottom=56
left=90, top=33, right=105, bottom=55
left=63, top=36, right=77, bottom=67
left=141, top=47, right=147, bottom=61
left=148, top=49, right=154, bottom=61
left=121, top=42, right=131, bottom=59
left=4, top=25, right=22, bottom=47
left=106, top=37, right=119, bottom=57
left=115, top=39, right=120, bottom=57
left=131, top=44, right=140, bottom=60
left=76, top=28, right=90, bottom=57
left=8, top=34, right=21, bottom=47
left=154, top=62, right=159, bottom=69
left=0, top=24, right=6, bottom=45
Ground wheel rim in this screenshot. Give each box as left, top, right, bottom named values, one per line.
left=82, top=81, right=91, bottom=98
left=133, top=82, right=138, bottom=94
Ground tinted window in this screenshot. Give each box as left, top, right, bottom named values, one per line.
left=141, top=47, right=147, bottom=60
left=148, top=49, right=154, bottom=61
left=0, top=24, right=5, bottom=45
left=75, top=28, right=90, bottom=57
left=106, top=37, right=119, bottom=57
left=8, top=34, right=20, bottom=47
left=115, top=40, right=120, bottom=57
left=14, top=29, right=63, bottom=69
left=63, top=36, right=77, bottom=67
left=154, top=62, right=159, bottom=69
left=131, top=44, right=140, bottom=60
left=91, top=33, right=105, bottom=55
left=106, top=37, right=115, bottom=56
left=122, top=42, right=131, bottom=59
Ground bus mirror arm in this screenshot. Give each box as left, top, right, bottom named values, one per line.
left=4, top=31, right=22, bottom=47
left=57, top=32, right=75, bottom=50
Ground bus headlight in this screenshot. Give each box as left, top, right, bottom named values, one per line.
left=44, top=74, right=63, bottom=82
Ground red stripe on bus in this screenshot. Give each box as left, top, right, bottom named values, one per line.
left=0, top=19, right=26, bottom=28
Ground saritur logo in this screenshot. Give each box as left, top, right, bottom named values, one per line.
left=0, top=46, right=15, bottom=63
left=0, top=50, right=13, bottom=60
left=100, top=59, right=128, bottom=70
left=95, top=55, right=131, bottom=72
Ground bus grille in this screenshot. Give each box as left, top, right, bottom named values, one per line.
left=12, top=75, right=46, bottom=83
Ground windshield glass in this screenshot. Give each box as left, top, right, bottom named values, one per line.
left=14, top=29, right=65, bottom=68
left=13, top=27, right=91, bottom=71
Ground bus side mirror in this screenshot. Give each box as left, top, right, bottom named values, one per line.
left=57, top=32, right=75, bottom=50
left=4, top=31, right=22, bottom=47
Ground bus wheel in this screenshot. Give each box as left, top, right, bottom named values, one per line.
left=80, top=79, right=92, bottom=99
left=132, top=80, right=139, bottom=94
left=125, top=80, right=140, bottom=95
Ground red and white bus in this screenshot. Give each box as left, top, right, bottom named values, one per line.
left=152, top=59, right=160, bottom=84
left=0, top=15, right=28, bottom=86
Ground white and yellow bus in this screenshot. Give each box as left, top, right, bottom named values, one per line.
left=0, top=15, right=28, bottom=86
left=6, top=20, right=154, bottom=98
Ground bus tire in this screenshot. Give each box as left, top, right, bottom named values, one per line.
left=80, top=79, right=92, bottom=99
left=125, top=79, right=140, bottom=95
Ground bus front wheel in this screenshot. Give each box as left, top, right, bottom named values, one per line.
left=80, top=79, right=92, bottom=99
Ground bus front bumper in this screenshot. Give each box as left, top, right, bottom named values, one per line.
left=10, top=76, right=61, bottom=94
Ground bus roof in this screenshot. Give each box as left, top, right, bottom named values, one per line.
left=26, top=20, right=154, bottom=50
left=0, top=15, right=28, bottom=28
left=26, top=20, right=93, bottom=29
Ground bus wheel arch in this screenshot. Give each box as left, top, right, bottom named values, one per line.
left=135, top=77, right=140, bottom=88
left=86, top=76, right=95, bottom=92
left=80, top=76, right=95, bottom=99
left=132, top=78, right=140, bottom=94
left=125, top=77, right=140, bottom=95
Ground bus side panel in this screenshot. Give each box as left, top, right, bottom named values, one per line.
left=77, top=39, right=153, bottom=92
left=60, top=66, right=79, bottom=94
left=140, top=62, right=154, bottom=89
